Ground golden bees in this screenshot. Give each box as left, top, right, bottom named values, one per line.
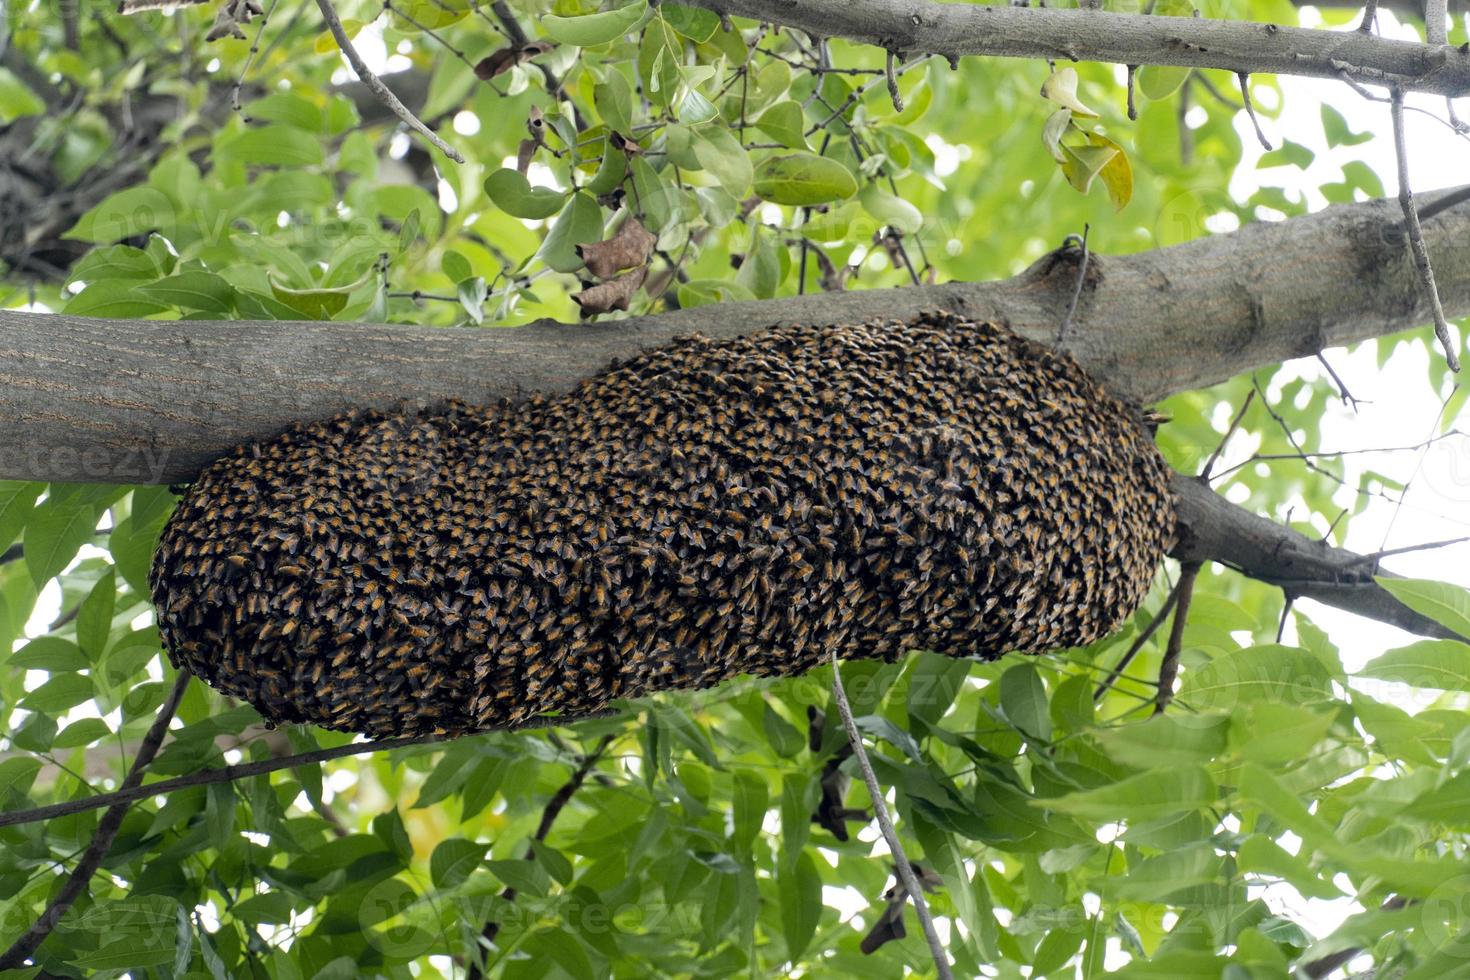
left=151, top=312, right=1175, bottom=738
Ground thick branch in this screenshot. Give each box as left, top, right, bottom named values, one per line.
left=1170, top=474, right=1469, bottom=642
left=2, top=189, right=1467, bottom=485
left=695, top=0, right=1470, bottom=98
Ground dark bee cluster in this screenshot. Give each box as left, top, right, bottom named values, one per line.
left=152, top=312, right=1176, bottom=738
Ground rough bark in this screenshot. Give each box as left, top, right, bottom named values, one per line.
left=695, top=0, right=1470, bottom=97
left=2, top=187, right=1465, bottom=486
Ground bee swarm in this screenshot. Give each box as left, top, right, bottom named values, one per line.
left=152, top=312, right=1176, bottom=737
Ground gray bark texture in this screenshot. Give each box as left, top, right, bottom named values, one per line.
left=2, top=190, right=1468, bottom=640
left=693, top=0, right=1470, bottom=97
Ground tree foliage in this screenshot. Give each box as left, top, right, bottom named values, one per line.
left=1, top=0, right=1470, bottom=977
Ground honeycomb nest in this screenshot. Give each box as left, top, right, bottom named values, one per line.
left=152, top=312, right=1176, bottom=737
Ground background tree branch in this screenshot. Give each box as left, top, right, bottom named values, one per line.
left=696, top=0, right=1470, bottom=97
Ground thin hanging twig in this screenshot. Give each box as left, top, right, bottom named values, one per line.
left=0, top=671, right=192, bottom=970
left=1056, top=224, right=1090, bottom=346
left=312, top=0, right=464, bottom=163
left=830, top=652, right=953, bottom=980
left=1154, top=563, right=1201, bottom=716
left=1199, top=389, right=1256, bottom=480
left=1390, top=85, right=1460, bottom=372
left=1095, top=580, right=1185, bottom=701
left=1237, top=73, right=1273, bottom=150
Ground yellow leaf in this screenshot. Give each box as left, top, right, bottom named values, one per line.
left=1040, top=67, right=1099, bottom=119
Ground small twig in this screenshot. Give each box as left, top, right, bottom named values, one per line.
left=1153, top=562, right=1201, bottom=716
left=1190, top=71, right=1244, bottom=111
left=0, top=711, right=607, bottom=831
left=1275, top=595, right=1294, bottom=642
left=1199, top=389, right=1256, bottom=480
left=830, top=652, right=953, bottom=980
left=1126, top=65, right=1138, bottom=120
left=1055, top=224, right=1090, bottom=346
left=1237, top=73, right=1273, bottom=150
left=1094, top=581, right=1185, bottom=701
left=0, top=671, right=192, bottom=970
left=1315, top=352, right=1360, bottom=410
left=1425, top=0, right=1448, bottom=44
left=231, top=0, right=280, bottom=115
left=1390, top=85, right=1460, bottom=372
left=1360, top=533, right=1470, bottom=561
left=384, top=0, right=476, bottom=68
left=885, top=49, right=903, bottom=112
left=469, top=734, right=614, bottom=975
left=1357, top=0, right=1380, bottom=33
left=312, top=0, right=464, bottom=163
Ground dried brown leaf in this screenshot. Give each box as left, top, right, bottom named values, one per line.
left=473, top=41, right=553, bottom=80
left=577, top=217, right=657, bottom=280
left=571, top=267, right=647, bottom=316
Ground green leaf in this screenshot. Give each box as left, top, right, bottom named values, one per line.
left=0, top=482, right=43, bottom=551
left=76, top=568, right=116, bottom=662
left=539, top=192, right=604, bottom=274
left=754, top=152, right=858, bottom=206
left=1178, top=644, right=1335, bottom=710
left=906, top=652, right=971, bottom=727
left=1321, top=102, right=1373, bottom=147
left=693, top=127, right=753, bottom=197
left=761, top=702, right=803, bottom=758
left=662, top=4, right=720, bottom=41
left=1257, top=140, right=1315, bottom=170
left=268, top=276, right=356, bottom=320
left=136, top=270, right=237, bottom=315
left=754, top=100, right=808, bottom=150
left=25, top=497, right=99, bottom=586
left=243, top=91, right=325, bottom=131
left=1376, top=577, right=1470, bottom=640
left=1096, top=712, right=1229, bottom=769
left=798, top=201, right=861, bottom=241
left=594, top=69, right=635, bottom=134
left=1358, top=639, right=1470, bottom=691
left=0, top=68, right=45, bottom=123
left=859, top=182, right=923, bottom=234
left=1136, top=65, right=1189, bottom=100
left=54, top=717, right=113, bottom=749
left=731, top=770, right=768, bottom=853
left=484, top=168, right=568, bottom=219
left=441, top=249, right=473, bottom=284
left=61, top=282, right=169, bottom=318
left=69, top=245, right=161, bottom=284
left=778, top=849, right=822, bottom=959
left=9, top=636, right=88, bottom=672
left=542, top=2, right=649, bottom=46
left=216, top=124, right=326, bottom=167
left=487, top=858, right=550, bottom=897
left=522, top=926, right=596, bottom=980
left=1045, top=765, right=1216, bottom=822
left=66, top=186, right=177, bottom=243
left=430, top=837, right=487, bottom=890
left=677, top=279, right=754, bottom=308
left=999, top=662, right=1051, bottom=742
left=19, top=672, right=95, bottom=713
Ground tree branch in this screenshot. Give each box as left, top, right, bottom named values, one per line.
left=312, top=0, right=463, bottom=163
left=3, top=188, right=1467, bottom=485
left=1169, top=474, right=1470, bottom=642
left=693, top=0, right=1470, bottom=98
